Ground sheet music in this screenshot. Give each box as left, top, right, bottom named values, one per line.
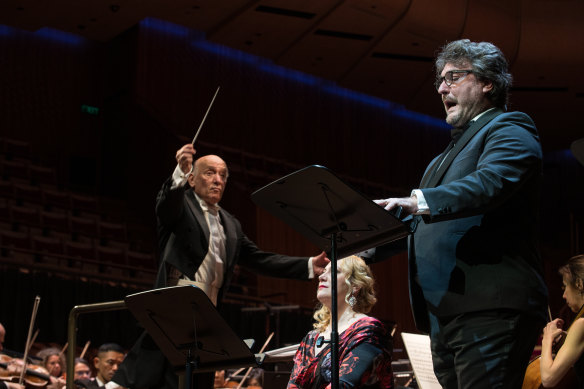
left=263, top=344, right=299, bottom=363
left=401, top=332, right=442, bottom=389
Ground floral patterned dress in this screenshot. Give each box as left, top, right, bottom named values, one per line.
left=287, top=316, right=393, bottom=388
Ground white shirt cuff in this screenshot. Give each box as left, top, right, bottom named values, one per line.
left=411, top=189, right=430, bottom=215
left=308, top=257, right=314, bottom=279
left=171, top=164, right=190, bottom=189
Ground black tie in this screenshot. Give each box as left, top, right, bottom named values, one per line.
left=450, top=127, right=464, bottom=145
left=420, top=123, right=470, bottom=188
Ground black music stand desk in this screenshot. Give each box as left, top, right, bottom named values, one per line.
left=124, top=285, right=259, bottom=388
left=251, top=165, right=410, bottom=257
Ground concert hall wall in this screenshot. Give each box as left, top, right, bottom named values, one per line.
left=1, top=19, right=581, bottom=353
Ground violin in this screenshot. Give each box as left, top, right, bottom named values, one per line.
left=0, top=354, right=51, bottom=388
left=522, top=304, right=584, bottom=389
left=219, top=377, right=262, bottom=388
left=218, top=384, right=262, bottom=389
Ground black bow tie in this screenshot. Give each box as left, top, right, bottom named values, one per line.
left=450, top=128, right=463, bottom=143
left=450, top=121, right=473, bottom=144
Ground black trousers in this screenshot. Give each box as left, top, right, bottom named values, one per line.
left=428, top=309, right=544, bottom=389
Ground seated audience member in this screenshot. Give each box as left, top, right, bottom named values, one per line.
left=77, top=343, right=126, bottom=389
left=540, top=254, right=584, bottom=387
left=288, top=255, right=393, bottom=388
left=36, top=347, right=65, bottom=378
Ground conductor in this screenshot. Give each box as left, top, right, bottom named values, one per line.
left=113, top=144, right=329, bottom=389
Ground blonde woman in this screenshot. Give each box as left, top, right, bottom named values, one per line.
left=288, top=256, right=393, bottom=388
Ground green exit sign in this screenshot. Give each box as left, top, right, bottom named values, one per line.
left=81, top=104, right=99, bottom=115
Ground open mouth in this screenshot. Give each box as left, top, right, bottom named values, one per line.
left=444, top=100, right=457, bottom=111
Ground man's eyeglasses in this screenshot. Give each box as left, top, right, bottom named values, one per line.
left=435, top=70, right=473, bottom=90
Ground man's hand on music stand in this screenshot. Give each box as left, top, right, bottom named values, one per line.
left=374, top=196, right=419, bottom=216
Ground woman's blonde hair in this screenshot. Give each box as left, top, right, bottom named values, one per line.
left=559, top=254, right=584, bottom=291
left=313, top=255, right=377, bottom=332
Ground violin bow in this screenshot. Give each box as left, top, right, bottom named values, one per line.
left=224, top=367, right=245, bottom=385
left=192, top=86, right=221, bottom=146
left=29, top=329, right=40, bottom=352
left=236, top=332, right=274, bottom=389
left=59, top=342, right=68, bottom=359
left=80, top=340, right=91, bottom=360
left=19, top=295, right=41, bottom=386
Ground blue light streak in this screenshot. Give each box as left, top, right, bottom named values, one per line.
left=35, top=27, right=85, bottom=46
left=142, top=17, right=448, bottom=129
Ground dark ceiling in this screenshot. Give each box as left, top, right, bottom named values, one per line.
left=1, top=0, right=583, bottom=152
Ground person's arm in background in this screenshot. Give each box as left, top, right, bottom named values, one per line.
left=541, top=318, right=584, bottom=387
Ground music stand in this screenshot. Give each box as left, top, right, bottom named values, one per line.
left=251, top=165, right=410, bottom=389
left=124, top=285, right=259, bottom=389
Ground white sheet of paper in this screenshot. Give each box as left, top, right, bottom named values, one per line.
left=264, top=343, right=299, bottom=362
left=401, top=332, right=443, bottom=389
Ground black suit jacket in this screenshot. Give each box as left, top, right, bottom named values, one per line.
left=374, top=109, right=548, bottom=333
left=75, top=379, right=103, bottom=389
left=154, top=176, right=310, bottom=302
left=113, top=176, right=312, bottom=389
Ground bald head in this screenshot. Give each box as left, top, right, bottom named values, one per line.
left=193, top=155, right=228, bottom=175
left=188, top=155, right=229, bottom=206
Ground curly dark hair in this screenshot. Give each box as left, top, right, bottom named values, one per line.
left=435, top=39, right=512, bottom=109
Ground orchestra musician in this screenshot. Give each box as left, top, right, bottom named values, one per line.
left=72, top=358, right=91, bottom=381
left=0, top=323, right=24, bottom=389
left=540, top=254, right=584, bottom=387
left=113, top=145, right=329, bottom=389
left=0, top=323, right=64, bottom=389
left=36, top=349, right=64, bottom=379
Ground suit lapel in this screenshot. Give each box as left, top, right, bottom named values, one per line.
left=426, top=108, right=504, bottom=188
left=219, top=210, right=238, bottom=268
left=419, top=154, right=444, bottom=189
left=185, top=191, right=210, bottom=247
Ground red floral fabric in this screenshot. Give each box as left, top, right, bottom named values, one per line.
left=287, top=316, right=393, bottom=388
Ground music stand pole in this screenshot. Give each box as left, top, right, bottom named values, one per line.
left=185, top=349, right=193, bottom=389
left=330, top=232, right=339, bottom=389
left=124, top=285, right=260, bottom=388
left=251, top=165, right=411, bottom=389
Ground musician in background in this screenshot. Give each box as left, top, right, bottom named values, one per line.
left=114, top=144, right=329, bottom=389
left=213, top=370, right=226, bottom=388
left=0, top=322, right=24, bottom=389
left=77, top=343, right=125, bottom=389
left=36, top=348, right=64, bottom=379
left=541, top=254, right=584, bottom=387
left=0, top=323, right=63, bottom=389
left=0, top=323, right=5, bottom=353
left=288, top=256, right=393, bottom=388
left=73, top=358, right=92, bottom=381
